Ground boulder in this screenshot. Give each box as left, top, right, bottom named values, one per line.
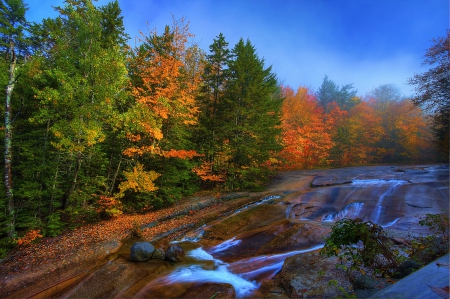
left=130, top=242, right=155, bottom=262
left=165, top=244, right=185, bottom=262
left=151, top=248, right=165, bottom=260
left=277, top=251, right=352, bottom=299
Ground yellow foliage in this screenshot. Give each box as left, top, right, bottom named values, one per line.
left=117, top=163, right=160, bottom=197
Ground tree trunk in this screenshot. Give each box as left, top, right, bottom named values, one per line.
left=5, top=41, right=16, bottom=238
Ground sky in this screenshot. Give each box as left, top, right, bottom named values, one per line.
left=26, top=0, right=449, bottom=97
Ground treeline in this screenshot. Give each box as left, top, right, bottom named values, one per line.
left=0, top=0, right=447, bottom=255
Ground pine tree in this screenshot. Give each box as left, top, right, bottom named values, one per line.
left=220, top=38, right=282, bottom=189
left=30, top=0, right=128, bottom=211
left=0, top=0, right=30, bottom=238
left=194, top=33, right=230, bottom=185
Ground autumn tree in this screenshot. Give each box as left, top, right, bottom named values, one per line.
left=123, top=18, right=203, bottom=206
left=408, top=31, right=449, bottom=160
left=280, top=86, right=338, bottom=169
left=367, top=85, right=433, bottom=162
left=330, top=101, right=382, bottom=165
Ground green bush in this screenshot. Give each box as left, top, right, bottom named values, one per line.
left=320, top=218, right=400, bottom=276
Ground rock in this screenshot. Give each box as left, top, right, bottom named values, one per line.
left=393, top=260, right=422, bottom=279
left=130, top=242, right=155, bottom=262
left=151, top=248, right=165, bottom=260
left=351, top=274, right=377, bottom=290
left=276, top=251, right=353, bottom=299
left=165, top=244, right=185, bottom=262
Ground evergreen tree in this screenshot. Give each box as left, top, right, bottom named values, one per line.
left=194, top=33, right=230, bottom=185
left=0, top=0, right=30, bottom=238
left=30, top=0, right=128, bottom=212
left=220, top=38, right=282, bottom=189
left=316, top=75, right=358, bottom=111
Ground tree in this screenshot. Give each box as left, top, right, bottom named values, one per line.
left=123, top=18, right=203, bottom=205
left=280, top=86, right=336, bottom=169
left=330, top=101, right=382, bottom=165
left=219, top=38, right=282, bottom=189
left=194, top=33, right=230, bottom=185
left=367, top=85, right=433, bottom=162
left=0, top=0, right=30, bottom=237
left=31, top=0, right=129, bottom=210
left=316, top=75, right=358, bottom=111
left=408, top=31, right=449, bottom=159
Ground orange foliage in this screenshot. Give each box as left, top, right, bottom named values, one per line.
left=125, top=18, right=202, bottom=159
left=279, top=86, right=336, bottom=169
left=17, top=230, right=43, bottom=247
left=192, top=161, right=226, bottom=182
left=162, top=149, right=202, bottom=159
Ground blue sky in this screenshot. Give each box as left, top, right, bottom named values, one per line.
left=26, top=0, right=448, bottom=97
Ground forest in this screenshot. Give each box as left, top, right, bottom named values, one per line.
left=0, top=0, right=448, bottom=257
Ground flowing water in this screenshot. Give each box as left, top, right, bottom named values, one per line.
left=4, top=165, right=448, bottom=298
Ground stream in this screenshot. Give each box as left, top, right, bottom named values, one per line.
left=3, top=164, right=449, bottom=298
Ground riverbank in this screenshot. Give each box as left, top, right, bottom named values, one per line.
left=1, top=164, right=448, bottom=298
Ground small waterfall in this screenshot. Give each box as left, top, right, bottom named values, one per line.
left=209, top=237, right=242, bottom=254
left=173, top=227, right=206, bottom=243
left=158, top=244, right=324, bottom=298
left=322, top=202, right=364, bottom=222
left=370, top=181, right=405, bottom=224
left=232, top=195, right=282, bottom=215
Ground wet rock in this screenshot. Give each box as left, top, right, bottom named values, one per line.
left=151, top=248, right=165, bottom=260
left=130, top=242, right=155, bottom=262
left=393, top=260, right=422, bottom=279
left=165, top=244, right=185, bottom=262
left=277, top=251, right=352, bottom=299
left=136, top=282, right=235, bottom=298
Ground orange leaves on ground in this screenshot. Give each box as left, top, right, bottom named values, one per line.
left=17, top=230, right=43, bottom=247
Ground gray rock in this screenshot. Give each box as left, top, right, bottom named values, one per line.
left=151, top=248, right=165, bottom=260
left=165, top=244, right=185, bottom=262
left=130, top=242, right=155, bottom=262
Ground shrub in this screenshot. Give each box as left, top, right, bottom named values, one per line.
left=408, top=213, right=449, bottom=264
left=320, top=218, right=400, bottom=276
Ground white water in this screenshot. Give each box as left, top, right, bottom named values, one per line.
left=322, top=202, right=364, bottom=222
left=158, top=239, right=324, bottom=298
left=209, top=236, right=242, bottom=253
left=351, top=179, right=408, bottom=185
left=370, top=181, right=405, bottom=224
left=232, top=195, right=282, bottom=215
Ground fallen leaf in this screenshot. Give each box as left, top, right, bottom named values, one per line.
left=428, top=285, right=449, bottom=299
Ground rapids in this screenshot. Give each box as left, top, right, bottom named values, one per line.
left=2, top=164, right=448, bottom=298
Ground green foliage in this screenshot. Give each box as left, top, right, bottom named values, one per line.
left=321, top=218, right=399, bottom=276
left=408, top=213, right=449, bottom=263
left=317, top=75, right=358, bottom=111
left=44, top=212, right=65, bottom=237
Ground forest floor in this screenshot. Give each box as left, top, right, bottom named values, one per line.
left=0, top=190, right=272, bottom=297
